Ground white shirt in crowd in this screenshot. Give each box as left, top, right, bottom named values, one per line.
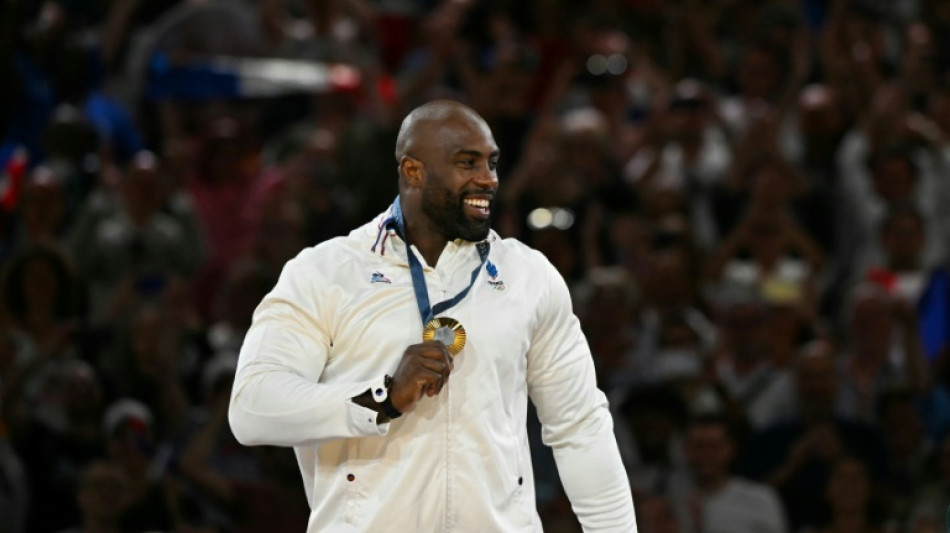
left=669, top=474, right=788, bottom=533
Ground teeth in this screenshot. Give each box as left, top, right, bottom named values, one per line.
left=465, top=198, right=490, bottom=208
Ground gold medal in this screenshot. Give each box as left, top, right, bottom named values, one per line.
left=422, top=317, right=467, bottom=356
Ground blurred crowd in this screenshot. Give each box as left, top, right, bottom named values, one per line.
left=1, top=0, right=950, bottom=532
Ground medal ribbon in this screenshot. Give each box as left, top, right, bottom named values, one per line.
left=387, top=196, right=489, bottom=325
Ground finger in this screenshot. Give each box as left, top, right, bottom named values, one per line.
left=424, top=376, right=443, bottom=396
left=423, top=347, right=452, bottom=383
left=416, top=341, right=454, bottom=369
left=414, top=367, right=446, bottom=395
left=440, top=348, right=454, bottom=378
left=426, top=380, right=444, bottom=397
left=440, top=344, right=454, bottom=372
left=418, top=358, right=450, bottom=377
left=416, top=377, right=435, bottom=398
left=416, top=341, right=455, bottom=360
left=413, top=349, right=453, bottom=377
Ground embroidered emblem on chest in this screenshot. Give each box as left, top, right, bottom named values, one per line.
left=486, top=261, right=506, bottom=291
left=370, top=271, right=391, bottom=284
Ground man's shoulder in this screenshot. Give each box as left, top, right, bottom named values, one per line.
left=287, top=222, right=376, bottom=270
left=490, top=234, right=554, bottom=271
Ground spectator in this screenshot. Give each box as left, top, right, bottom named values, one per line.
left=185, top=116, right=268, bottom=315
left=784, top=84, right=849, bottom=261
left=259, top=125, right=356, bottom=246
left=101, top=398, right=175, bottom=532
left=625, top=79, right=731, bottom=250
left=48, top=39, right=144, bottom=166
left=69, top=150, right=201, bottom=323
left=100, top=303, right=189, bottom=438
left=1, top=244, right=83, bottom=436
left=41, top=105, right=105, bottom=202
left=706, top=207, right=824, bottom=318
left=576, top=266, right=639, bottom=392
left=864, top=206, right=950, bottom=363
left=718, top=41, right=797, bottom=139
left=10, top=359, right=103, bottom=533
left=634, top=493, right=680, bottom=533
left=899, top=23, right=940, bottom=108
left=836, top=282, right=928, bottom=422
left=668, top=414, right=787, bottom=533
left=631, top=243, right=716, bottom=399
left=206, top=259, right=274, bottom=356
left=614, top=384, right=689, bottom=496
left=601, top=209, right=652, bottom=279
left=837, top=86, right=948, bottom=276
left=805, top=456, right=886, bottom=533
left=739, top=340, right=889, bottom=531
left=706, top=291, right=782, bottom=430
left=12, top=165, right=70, bottom=254
left=177, top=369, right=308, bottom=533
left=866, top=207, right=929, bottom=302
left=55, top=460, right=130, bottom=533
left=876, top=387, right=933, bottom=525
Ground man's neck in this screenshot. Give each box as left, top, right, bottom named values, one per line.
left=405, top=224, right=448, bottom=267
left=402, top=207, right=450, bottom=267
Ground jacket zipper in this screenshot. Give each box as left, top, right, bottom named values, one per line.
left=435, top=265, right=452, bottom=531
left=445, top=366, right=452, bottom=531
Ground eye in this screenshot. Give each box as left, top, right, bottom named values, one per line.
left=489, top=158, right=499, bottom=171
left=457, top=159, right=476, bottom=168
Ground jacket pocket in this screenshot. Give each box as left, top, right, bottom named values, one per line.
left=342, top=438, right=363, bottom=525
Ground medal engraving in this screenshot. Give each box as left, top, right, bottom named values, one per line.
left=422, top=317, right=467, bottom=356
left=433, top=327, right=455, bottom=346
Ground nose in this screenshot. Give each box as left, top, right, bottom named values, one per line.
left=474, top=165, right=498, bottom=190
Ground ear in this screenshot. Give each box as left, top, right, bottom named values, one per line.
left=399, top=156, right=425, bottom=188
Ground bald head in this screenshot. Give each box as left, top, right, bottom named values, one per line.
left=395, top=100, right=491, bottom=162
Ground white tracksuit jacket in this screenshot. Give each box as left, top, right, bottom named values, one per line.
left=229, top=210, right=637, bottom=532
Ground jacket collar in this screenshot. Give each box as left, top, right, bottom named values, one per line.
left=362, top=207, right=497, bottom=267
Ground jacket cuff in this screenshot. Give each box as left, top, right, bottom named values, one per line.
left=348, top=375, right=391, bottom=436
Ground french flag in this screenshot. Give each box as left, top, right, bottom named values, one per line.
left=146, top=52, right=361, bottom=101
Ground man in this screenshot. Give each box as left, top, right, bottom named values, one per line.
left=668, top=415, right=786, bottom=533
left=228, top=100, right=637, bottom=532
left=738, top=341, right=888, bottom=531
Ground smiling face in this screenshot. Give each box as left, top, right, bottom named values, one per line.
left=419, top=130, right=499, bottom=242
left=399, top=103, right=500, bottom=243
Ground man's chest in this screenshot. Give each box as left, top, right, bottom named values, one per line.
left=320, top=258, right=538, bottom=388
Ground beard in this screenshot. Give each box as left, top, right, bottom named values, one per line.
left=421, top=181, right=492, bottom=242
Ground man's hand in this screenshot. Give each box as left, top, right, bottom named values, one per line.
left=389, top=341, right=454, bottom=414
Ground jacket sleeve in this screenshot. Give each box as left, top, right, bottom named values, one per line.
left=526, top=254, right=638, bottom=532
left=228, top=248, right=390, bottom=446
